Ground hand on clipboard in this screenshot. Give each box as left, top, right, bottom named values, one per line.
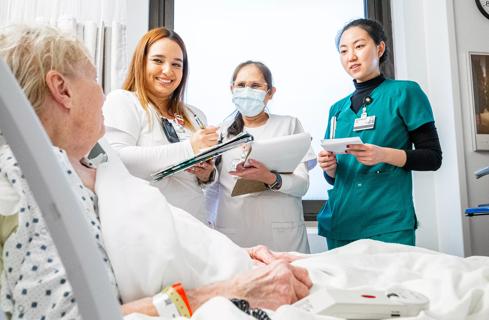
left=228, top=145, right=271, bottom=197
left=229, top=132, right=313, bottom=196
left=229, top=158, right=276, bottom=185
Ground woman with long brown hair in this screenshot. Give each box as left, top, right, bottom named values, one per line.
left=103, top=27, right=218, bottom=223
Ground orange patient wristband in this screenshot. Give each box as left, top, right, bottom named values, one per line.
left=152, top=282, right=192, bottom=318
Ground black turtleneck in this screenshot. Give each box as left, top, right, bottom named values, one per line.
left=324, top=75, right=442, bottom=186
left=350, top=74, right=385, bottom=113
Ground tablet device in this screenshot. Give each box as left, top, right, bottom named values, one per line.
left=321, top=137, right=363, bottom=154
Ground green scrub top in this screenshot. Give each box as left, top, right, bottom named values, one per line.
left=317, top=79, right=435, bottom=241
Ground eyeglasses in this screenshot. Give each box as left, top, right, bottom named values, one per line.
left=233, top=81, right=268, bottom=90
left=160, top=117, right=180, bottom=143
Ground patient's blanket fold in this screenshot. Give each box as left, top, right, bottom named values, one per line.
left=95, top=142, right=252, bottom=303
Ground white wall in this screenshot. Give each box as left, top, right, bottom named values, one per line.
left=452, top=0, right=489, bottom=256
left=391, top=1, right=438, bottom=252
left=391, top=0, right=489, bottom=257
left=174, top=0, right=364, bottom=200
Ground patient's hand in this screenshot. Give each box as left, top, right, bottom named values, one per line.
left=166, top=260, right=312, bottom=314
left=230, top=260, right=312, bottom=310
left=247, top=245, right=305, bottom=265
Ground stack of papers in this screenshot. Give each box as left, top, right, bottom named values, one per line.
left=243, top=132, right=312, bottom=173
left=321, top=137, right=363, bottom=154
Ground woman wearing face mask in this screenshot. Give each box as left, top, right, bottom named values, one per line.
left=317, top=19, right=442, bottom=250
left=103, top=27, right=218, bottom=224
left=208, top=60, right=316, bottom=253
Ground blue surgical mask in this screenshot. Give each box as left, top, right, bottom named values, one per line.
left=232, top=87, right=267, bottom=117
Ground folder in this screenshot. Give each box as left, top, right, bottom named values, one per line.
left=151, top=132, right=253, bottom=181
left=231, top=132, right=312, bottom=196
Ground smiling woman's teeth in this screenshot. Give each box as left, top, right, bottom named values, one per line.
left=156, top=77, right=171, bottom=83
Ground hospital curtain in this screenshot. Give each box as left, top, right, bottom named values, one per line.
left=0, top=0, right=128, bottom=93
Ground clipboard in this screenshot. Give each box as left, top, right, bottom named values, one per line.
left=231, top=179, right=268, bottom=197
left=151, top=132, right=254, bottom=181
left=230, top=132, right=312, bottom=196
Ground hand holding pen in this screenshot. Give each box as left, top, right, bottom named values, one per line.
left=194, top=113, right=206, bottom=130
left=185, top=109, right=220, bottom=153
left=190, top=126, right=219, bottom=154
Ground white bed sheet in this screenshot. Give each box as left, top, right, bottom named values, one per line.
left=126, top=239, right=489, bottom=320
left=96, top=142, right=489, bottom=320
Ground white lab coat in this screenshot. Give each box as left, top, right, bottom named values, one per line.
left=209, top=114, right=316, bottom=253
left=103, top=89, right=211, bottom=223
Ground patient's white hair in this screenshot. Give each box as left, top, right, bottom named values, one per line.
left=0, top=25, right=91, bottom=113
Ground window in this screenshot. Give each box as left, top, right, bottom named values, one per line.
left=174, top=0, right=364, bottom=200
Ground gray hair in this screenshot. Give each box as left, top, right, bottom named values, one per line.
left=0, top=25, right=91, bottom=113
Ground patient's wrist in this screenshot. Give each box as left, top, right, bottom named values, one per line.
left=186, top=280, right=240, bottom=312
left=121, top=297, right=158, bottom=316
left=151, top=283, right=192, bottom=318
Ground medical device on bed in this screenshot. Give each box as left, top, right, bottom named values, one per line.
left=294, top=286, right=429, bottom=319
left=0, top=60, right=123, bottom=319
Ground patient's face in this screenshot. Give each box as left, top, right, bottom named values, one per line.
left=69, top=61, right=105, bottom=149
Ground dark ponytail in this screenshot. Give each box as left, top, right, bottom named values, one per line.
left=227, top=112, right=245, bottom=137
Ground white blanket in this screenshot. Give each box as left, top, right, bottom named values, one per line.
left=125, top=240, right=489, bottom=320
left=95, top=144, right=489, bottom=319
left=190, top=240, right=489, bottom=320
left=96, top=142, right=252, bottom=303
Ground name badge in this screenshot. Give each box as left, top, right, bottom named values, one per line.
left=353, top=115, right=376, bottom=131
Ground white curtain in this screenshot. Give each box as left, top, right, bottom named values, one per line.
left=0, top=0, right=128, bottom=93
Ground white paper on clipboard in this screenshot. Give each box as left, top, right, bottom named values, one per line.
left=244, top=132, right=312, bottom=173
left=321, top=137, right=363, bottom=154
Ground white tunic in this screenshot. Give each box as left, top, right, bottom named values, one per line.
left=211, top=114, right=315, bottom=253
left=103, top=89, right=211, bottom=223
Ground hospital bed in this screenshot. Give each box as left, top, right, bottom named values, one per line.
left=2, top=59, right=489, bottom=320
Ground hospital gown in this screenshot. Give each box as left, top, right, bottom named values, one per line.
left=0, top=145, right=118, bottom=319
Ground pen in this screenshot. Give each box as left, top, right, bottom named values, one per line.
left=194, top=114, right=206, bottom=129
left=330, top=116, right=336, bottom=139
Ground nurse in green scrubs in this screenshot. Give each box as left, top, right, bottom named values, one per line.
left=317, top=19, right=442, bottom=250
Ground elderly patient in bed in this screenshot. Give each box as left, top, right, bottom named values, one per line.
left=0, top=25, right=312, bottom=319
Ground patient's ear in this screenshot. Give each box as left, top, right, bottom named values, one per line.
left=45, top=70, right=73, bottom=110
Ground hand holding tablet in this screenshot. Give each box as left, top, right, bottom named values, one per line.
left=321, top=137, right=364, bottom=154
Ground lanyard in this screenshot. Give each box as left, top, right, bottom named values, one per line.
left=353, top=96, right=376, bottom=131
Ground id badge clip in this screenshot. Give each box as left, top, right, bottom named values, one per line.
left=353, top=107, right=375, bottom=131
